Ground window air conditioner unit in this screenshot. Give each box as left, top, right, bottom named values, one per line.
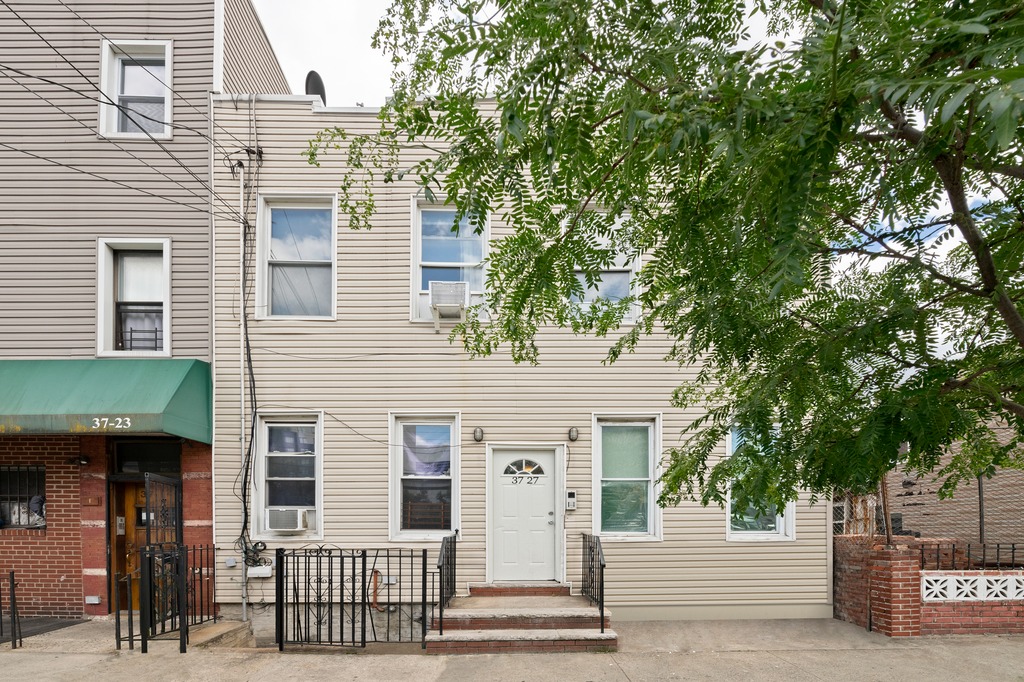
left=267, top=508, right=309, bottom=533
left=429, top=281, right=469, bottom=333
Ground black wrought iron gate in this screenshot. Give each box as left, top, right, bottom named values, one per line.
left=143, top=473, right=182, bottom=546
left=114, top=474, right=215, bottom=653
left=275, top=547, right=434, bottom=649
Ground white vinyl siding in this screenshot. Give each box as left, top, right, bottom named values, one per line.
left=0, top=3, right=218, bottom=360
left=222, top=0, right=291, bottom=95
left=210, top=97, right=832, bottom=618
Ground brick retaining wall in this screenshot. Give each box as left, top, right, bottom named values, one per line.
left=834, top=536, right=1024, bottom=636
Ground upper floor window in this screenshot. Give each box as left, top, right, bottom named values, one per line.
left=97, top=238, right=171, bottom=357
left=725, top=427, right=796, bottom=541
left=257, top=197, right=337, bottom=319
left=100, top=41, right=172, bottom=138
left=572, top=224, right=638, bottom=322
left=593, top=415, right=661, bottom=540
left=390, top=413, right=460, bottom=539
left=412, top=206, right=486, bottom=321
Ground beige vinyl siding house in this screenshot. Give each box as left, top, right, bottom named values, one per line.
left=221, top=0, right=289, bottom=95
left=210, top=95, right=833, bottom=620
left=0, top=0, right=286, bottom=360
left=0, top=0, right=287, bottom=619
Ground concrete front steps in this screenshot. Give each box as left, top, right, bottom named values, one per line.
left=425, top=583, right=616, bottom=654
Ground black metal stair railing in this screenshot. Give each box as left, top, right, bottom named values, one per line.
left=2, top=570, right=22, bottom=648
left=582, top=533, right=606, bottom=633
left=436, top=532, right=458, bottom=636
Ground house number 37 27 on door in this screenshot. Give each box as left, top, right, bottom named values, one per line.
left=510, top=476, right=539, bottom=485
left=91, top=417, right=132, bottom=429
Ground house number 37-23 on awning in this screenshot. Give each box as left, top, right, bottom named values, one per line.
left=91, top=417, right=132, bottom=429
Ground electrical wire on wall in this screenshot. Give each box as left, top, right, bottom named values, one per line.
left=230, top=95, right=268, bottom=575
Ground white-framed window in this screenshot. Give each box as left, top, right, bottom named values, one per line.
left=570, top=220, right=638, bottom=322
left=256, top=195, right=337, bottom=319
left=97, top=238, right=171, bottom=357
left=593, top=415, right=661, bottom=540
left=256, top=413, right=323, bottom=538
left=99, top=40, right=172, bottom=138
left=411, top=203, right=486, bottom=321
left=389, top=413, right=460, bottom=540
left=724, top=427, right=796, bottom=542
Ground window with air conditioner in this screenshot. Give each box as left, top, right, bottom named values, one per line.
left=390, top=413, right=460, bottom=540
left=97, top=238, right=170, bottom=357
left=256, top=196, right=337, bottom=319
left=258, top=415, right=322, bottom=537
left=99, top=40, right=172, bottom=138
left=412, top=205, right=486, bottom=322
left=724, top=426, right=796, bottom=542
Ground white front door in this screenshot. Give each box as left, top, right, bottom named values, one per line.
left=490, top=449, right=557, bottom=581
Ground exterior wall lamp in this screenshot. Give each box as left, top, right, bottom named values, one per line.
left=568, top=427, right=579, bottom=442
left=473, top=427, right=484, bottom=442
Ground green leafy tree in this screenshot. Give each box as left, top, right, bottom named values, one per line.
left=307, top=0, right=1024, bottom=513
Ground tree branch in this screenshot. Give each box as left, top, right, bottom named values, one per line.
left=878, top=99, right=925, bottom=145
left=933, top=152, right=1024, bottom=349
left=829, top=212, right=986, bottom=297
left=577, top=51, right=662, bottom=94
left=968, top=160, right=1024, bottom=180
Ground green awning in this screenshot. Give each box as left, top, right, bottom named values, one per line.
left=0, top=359, right=212, bottom=444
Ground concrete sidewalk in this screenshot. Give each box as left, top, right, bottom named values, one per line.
left=4, top=617, right=1024, bottom=681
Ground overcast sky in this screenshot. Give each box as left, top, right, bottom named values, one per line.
left=251, top=1, right=773, bottom=108
left=252, top=0, right=394, bottom=108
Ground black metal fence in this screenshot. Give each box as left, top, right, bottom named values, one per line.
left=1, top=570, right=22, bottom=648
left=920, top=542, right=1023, bottom=570
left=275, top=547, right=434, bottom=650
left=114, top=543, right=217, bottom=653
left=582, top=533, right=606, bottom=633
left=435, top=533, right=457, bottom=636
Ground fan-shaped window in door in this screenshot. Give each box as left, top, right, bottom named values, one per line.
left=503, top=458, right=545, bottom=476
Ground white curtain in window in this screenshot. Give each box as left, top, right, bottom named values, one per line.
left=118, top=251, right=163, bottom=301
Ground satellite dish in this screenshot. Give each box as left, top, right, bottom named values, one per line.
left=304, top=70, right=326, bottom=106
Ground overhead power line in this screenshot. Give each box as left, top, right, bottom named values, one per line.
left=0, top=141, right=241, bottom=222
left=52, top=0, right=251, bottom=150
left=0, top=0, right=239, bottom=219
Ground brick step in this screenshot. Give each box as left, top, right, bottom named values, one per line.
left=467, top=582, right=571, bottom=597
left=432, top=607, right=610, bottom=631
left=425, top=628, right=618, bottom=655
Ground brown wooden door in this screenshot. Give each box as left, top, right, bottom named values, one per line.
left=111, top=482, right=146, bottom=609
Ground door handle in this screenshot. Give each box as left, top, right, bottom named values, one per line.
left=548, top=520, right=554, bottom=525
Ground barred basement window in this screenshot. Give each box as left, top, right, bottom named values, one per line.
left=0, top=466, right=46, bottom=529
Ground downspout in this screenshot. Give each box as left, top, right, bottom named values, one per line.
left=208, top=89, right=218, bottom=574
